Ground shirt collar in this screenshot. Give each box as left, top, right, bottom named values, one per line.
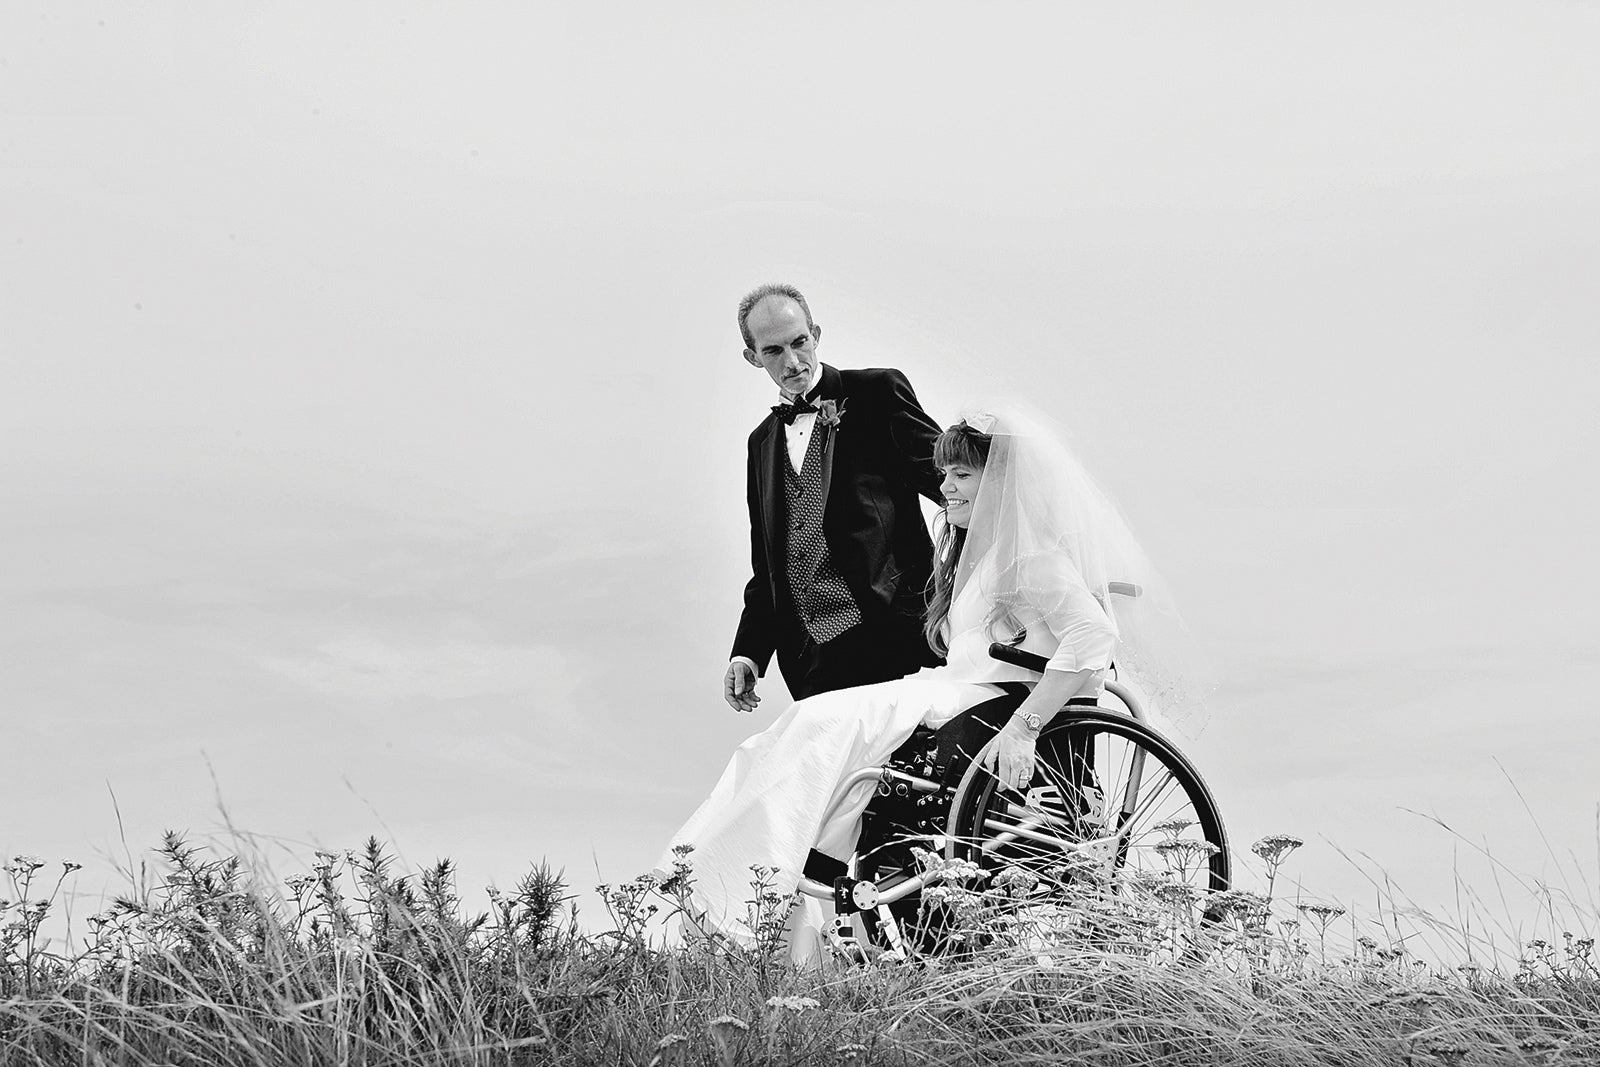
left=777, top=362, right=824, bottom=404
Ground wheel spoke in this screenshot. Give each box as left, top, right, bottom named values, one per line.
left=948, top=710, right=1230, bottom=962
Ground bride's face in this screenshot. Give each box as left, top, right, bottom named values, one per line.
left=940, top=462, right=984, bottom=528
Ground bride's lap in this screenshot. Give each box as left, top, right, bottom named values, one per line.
left=772, top=675, right=993, bottom=733
left=660, top=674, right=999, bottom=955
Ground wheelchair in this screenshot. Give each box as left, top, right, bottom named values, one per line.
left=792, top=619, right=1230, bottom=959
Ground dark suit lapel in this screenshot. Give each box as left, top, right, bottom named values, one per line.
left=814, top=364, right=842, bottom=516
left=755, top=415, right=784, bottom=569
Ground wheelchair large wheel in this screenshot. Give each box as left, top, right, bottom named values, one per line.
left=946, top=708, right=1229, bottom=957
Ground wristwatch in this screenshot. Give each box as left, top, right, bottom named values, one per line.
left=1018, top=712, right=1043, bottom=733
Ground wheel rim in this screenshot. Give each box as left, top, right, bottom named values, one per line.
left=947, top=710, right=1229, bottom=957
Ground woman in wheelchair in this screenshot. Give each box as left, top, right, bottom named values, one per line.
left=659, top=407, right=1207, bottom=962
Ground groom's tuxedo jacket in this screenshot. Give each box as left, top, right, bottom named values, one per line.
left=733, top=363, right=945, bottom=690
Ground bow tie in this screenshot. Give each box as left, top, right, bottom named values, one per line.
left=771, top=396, right=819, bottom=424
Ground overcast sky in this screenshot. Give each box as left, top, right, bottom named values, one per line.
left=4, top=2, right=1598, bottom=959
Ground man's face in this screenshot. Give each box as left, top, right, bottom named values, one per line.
left=743, top=296, right=821, bottom=397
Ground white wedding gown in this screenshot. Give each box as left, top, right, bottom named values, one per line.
left=658, top=552, right=1115, bottom=962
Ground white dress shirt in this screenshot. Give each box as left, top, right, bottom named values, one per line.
left=780, top=363, right=824, bottom=473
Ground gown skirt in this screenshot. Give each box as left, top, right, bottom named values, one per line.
left=659, top=674, right=1001, bottom=960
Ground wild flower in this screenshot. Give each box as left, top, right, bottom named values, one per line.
left=1153, top=881, right=1198, bottom=909
left=1382, top=988, right=1449, bottom=1015
left=1298, top=902, right=1345, bottom=924
left=1424, top=1043, right=1470, bottom=1066
left=1517, top=1035, right=1562, bottom=1054
left=5, top=855, right=46, bottom=876
left=1154, top=838, right=1221, bottom=880
left=1051, top=851, right=1109, bottom=884
left=649, top=1032, right=690, bottom=1067
left=1249, top=835, right=1304, bottom=864
left=660, top=843, right=696, bottom=894
left=1249, top=834, right=1303, bottom=899
left=992, top=865, right=1040, bottom=898
left=909, top=847, right=986, bottom=885
left=837, top=1043, right=869, bottom=1060
left=707, top=1014, right=747, bottom=1066
left=1209, top=889, right=1271, bottom=926
left=766, top=995, right=819, bottom=1014
left=1295, top=901, right=1346, bottom=962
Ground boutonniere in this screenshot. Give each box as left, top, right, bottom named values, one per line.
left=815, top=398, right=845, bottom=431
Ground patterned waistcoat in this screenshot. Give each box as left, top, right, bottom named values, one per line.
left=783, top=427, right=864, bottom=644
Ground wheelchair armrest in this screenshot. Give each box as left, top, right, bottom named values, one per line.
left=987, top=642, right=1049, bottom=673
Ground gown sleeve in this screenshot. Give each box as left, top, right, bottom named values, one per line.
left=1014, top=553, right=1117, bottom=674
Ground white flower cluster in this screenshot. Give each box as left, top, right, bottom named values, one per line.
left=765, top=995, right=820, bottom=1014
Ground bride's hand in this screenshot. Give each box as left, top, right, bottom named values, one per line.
left=980, top=719, right=1037, bottom=791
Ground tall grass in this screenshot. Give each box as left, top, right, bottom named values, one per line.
left=1, top=831, right=1595, bottom=1066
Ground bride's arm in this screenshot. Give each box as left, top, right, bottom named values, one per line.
left=980, top=555, right=1116, bottom=786
left=1028, top=556, right=1116, bottom=674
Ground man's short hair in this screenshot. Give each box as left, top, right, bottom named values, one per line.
left=737, top=283, right=815, bottom=351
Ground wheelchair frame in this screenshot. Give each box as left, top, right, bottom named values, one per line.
left=790, top=651, right=1229, bottom=955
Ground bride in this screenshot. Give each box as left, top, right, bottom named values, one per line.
left=657, top=407, right=1198, bottom=961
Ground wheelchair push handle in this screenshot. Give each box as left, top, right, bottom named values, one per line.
left=987, top=642, right=1049, bottom=673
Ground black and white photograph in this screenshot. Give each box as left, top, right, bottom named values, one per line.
left=4, top=3, right=1598, bottom=1063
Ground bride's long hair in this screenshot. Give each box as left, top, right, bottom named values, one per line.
left=923, top=421, right=992, bottom=656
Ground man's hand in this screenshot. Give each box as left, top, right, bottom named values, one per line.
left=723, top=660, right=761, bottom=713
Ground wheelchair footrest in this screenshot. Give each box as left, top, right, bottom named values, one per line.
left=832, top=876, right=880, bottom=915
left=804, top=849, right=847, bottom=884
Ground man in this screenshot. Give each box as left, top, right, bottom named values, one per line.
left=724, top=283, right=946, bottom=710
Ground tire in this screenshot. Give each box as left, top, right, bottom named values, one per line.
left=945, top=708, right=1230, bottom=958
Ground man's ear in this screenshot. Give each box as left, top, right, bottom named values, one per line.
left=811, top=323, right=823, bottom=344
left=743, top=348, right=761, bottom=368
